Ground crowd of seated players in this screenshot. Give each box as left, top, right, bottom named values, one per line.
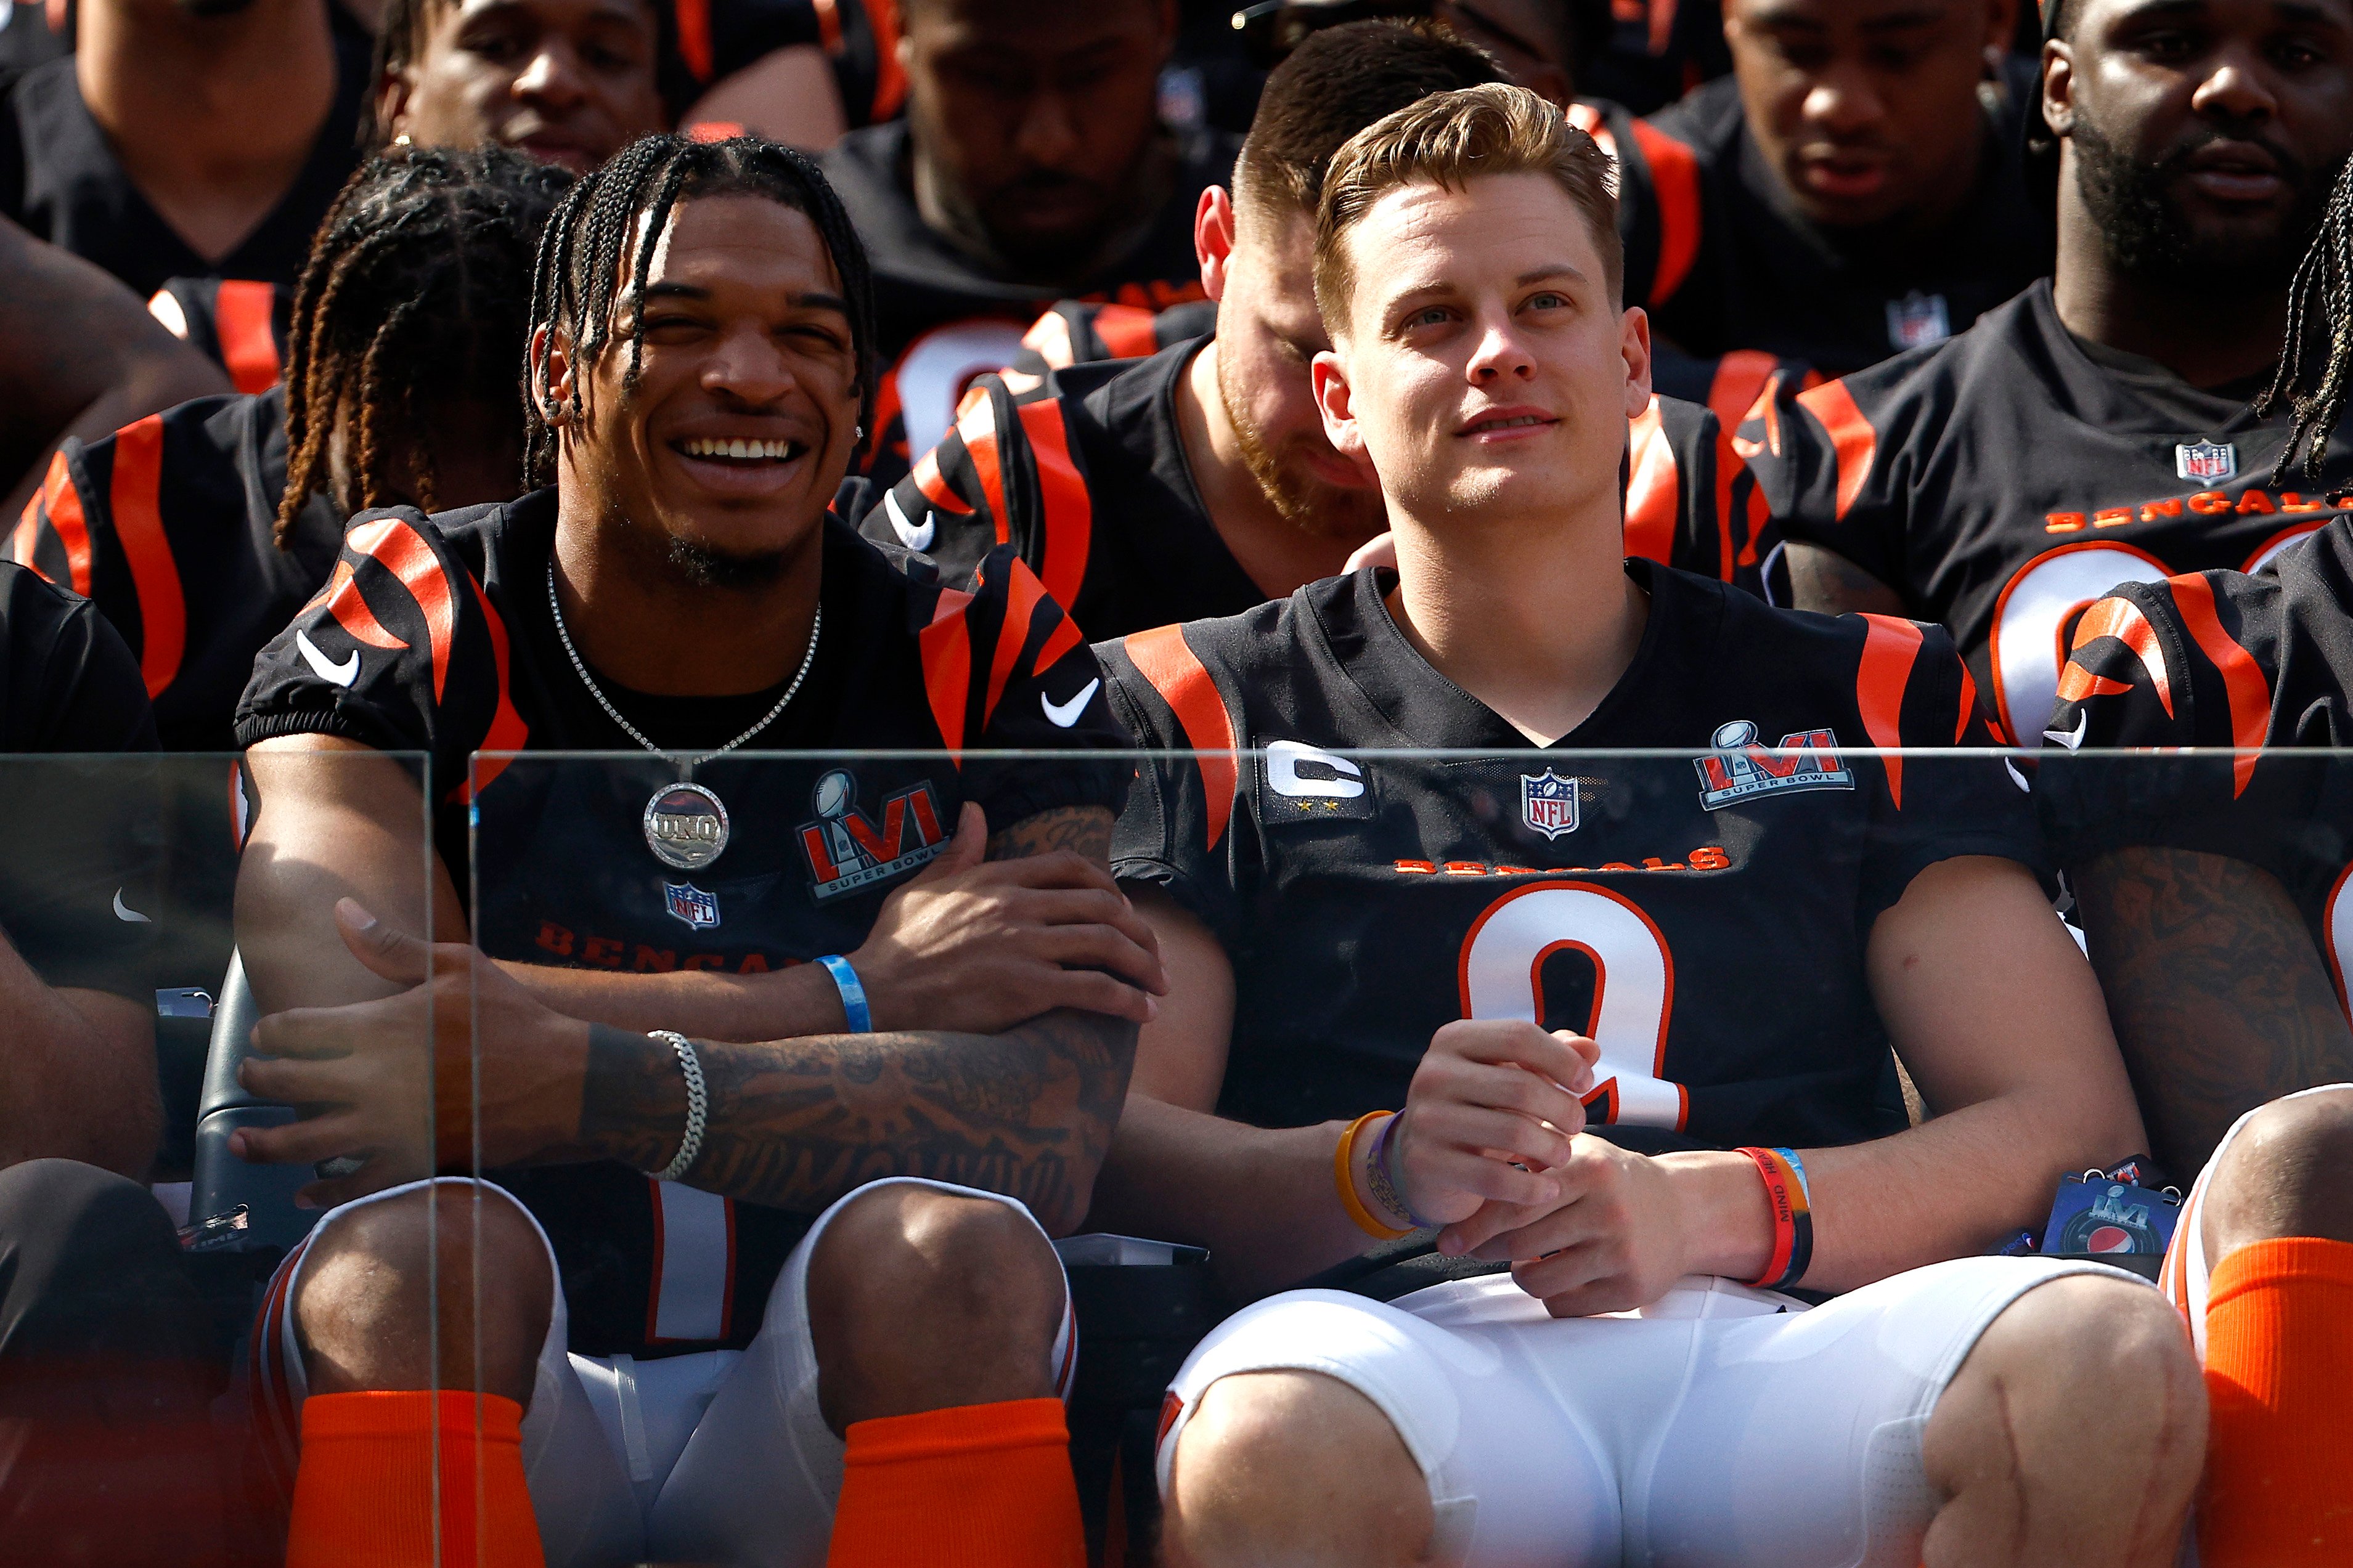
left=0, top=1, right=2346, bottom=1566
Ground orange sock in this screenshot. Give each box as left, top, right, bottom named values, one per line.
left=826, top=1397, right=1085, bottom=1567
left=2199, top=1238, right=2353, bottom=1567
left=285, top=1391, right=545, bottom=1568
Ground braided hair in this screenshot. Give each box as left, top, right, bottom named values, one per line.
left=520, top=133, right=878, bottom=489
left=277, top=147, right=575, bottom=545
left=2258, top=156, right=2353, bottom=484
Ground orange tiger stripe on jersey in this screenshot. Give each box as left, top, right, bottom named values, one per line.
left=214, top=280, right=282, bottom=394
left=107, top=414, right=187, bottom=699
left=983, top=557, right=1049, bottom=732
left=1796, top=380, right=1877, bottom=521
left=25, top=452, right=92, bottom=596
left=1017, top=397, right=1093, bottom=611
left=1704, top=351, right=1784, bottom=443
left=348, top=518, right=458, bottom=703
left=1855, top=614, right=1923, bottom=810
left=1020, top=309, right=1079, bottom=370
left=1090, top=304, right=1162, bottom=362
left=2167, top=574, right=2272, bottom=797
left=1122, top=624, right=1238, bottom=850
left=1628, top=120, right=1700, bottom=306
left=866, top=0, right=908, bottom=122
left=1623, top=399, right=1679, bottom=566
left=1954, top=665, right=1978, bottom=743
left=921, top=584, right=977, bottom=760
left=459, top=569, right=532, bottom=802
left=1567, top=101, right=1617, bottom=162
left=910, top=441, right=974, bottom=516
left=2065, top=596, right=2173, bottom=717
left=674, top=0, right=713, bottom=79
left=956, top=397, right=1014, bottom=544
left=1708, top=416, right=1739, bottom=581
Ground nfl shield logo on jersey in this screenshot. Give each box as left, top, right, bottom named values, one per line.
left=1885, top=291, right=1951, bottom=349
left=1521, top=770, right=1580, bottom=839
left=664, top=882, right=720, bottom=930
left=2176, top=441, right=2237, bottom=482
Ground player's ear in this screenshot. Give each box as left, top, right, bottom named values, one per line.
left=1620, top=306, right=1654, bottom=421
left=1313, top=348, right=1368, bottom=466
left=1196, top=187, right=1237, bottom=301
left=532, top=325, right=577, bottom=428
left=2041, top=38, right=2076, bottom=136
left=374, top=70, right=415, bottom=145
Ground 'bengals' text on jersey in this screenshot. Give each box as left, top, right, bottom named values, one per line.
left=1099, top=562, right=2041, bottom=1149
left=1743, top=280, right=2352, bottom=748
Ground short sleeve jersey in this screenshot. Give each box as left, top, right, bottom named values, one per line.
left=866, top=342, right=1785, bottom=639
left=1634, top=65, right=2052, bottom=380
left=0, top=559, right=163, bottom=1000
left=149, top=277, right=290, bottom=394
left=2039, top=518, right=2353, bottom=1009
left=673, top=0, right=907, bottom=129
left=1743, top=279, right=2353, bottom=747
left=0, top=16, right=370, bottom=296
left=235, top=489, right=1129, bottom=1357
left=821, top=120, right=1235, bottom=485
left=10, top=386, right=343, bottom=752
left=1099, top=561, right=2037, bottom=1148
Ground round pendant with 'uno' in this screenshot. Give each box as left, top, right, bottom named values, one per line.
left=645, top=782, right=729, bottom=870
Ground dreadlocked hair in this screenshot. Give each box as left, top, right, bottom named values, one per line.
left=520, top=133, right=879, bottom=489
left=2257, top=155, right=2353, bottom=484
left=277, top=146, right=575, bottom=546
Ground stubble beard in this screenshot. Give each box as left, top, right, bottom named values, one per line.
left=2072, top=115, right=2334, bottom=295
left=1217, top=348, right=1386, bottom=543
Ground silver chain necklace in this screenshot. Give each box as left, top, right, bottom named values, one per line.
left=547, top=560, right=820, bottom=871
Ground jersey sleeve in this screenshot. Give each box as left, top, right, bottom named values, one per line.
left=860, top=375, right=1099, bottom=617
left=911, top=544, right=1130, bottom=834
left=1096, top=624, right=1250, bottom=947
left=2035, top=574, right=2278, bottom=874
left=1846, top=613, right=2048, bottom=920
left=0, top=563, right=162, bottom=998
left=234, top=508, right=507, bottom=797
left=1737, top=368, right=1908, bottom=593
left=1626, top=394, right=1780, bottom=601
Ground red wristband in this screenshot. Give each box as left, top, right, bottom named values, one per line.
left=1737, top=1146, right=1814, bottom=1290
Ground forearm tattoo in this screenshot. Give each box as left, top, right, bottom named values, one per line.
left=579, top=805, right=1137, bottom=1230
left=2078, top=847, right=2353, bottom=1173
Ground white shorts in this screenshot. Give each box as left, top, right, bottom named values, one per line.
left=251, top=1176, right=1077, bottom=1568
left=2159, top=1082, right=2353, bottom=1358
left=1157, top=1256, right=2129, bottom=1568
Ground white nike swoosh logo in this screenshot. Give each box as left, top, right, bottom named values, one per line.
left=112, top=888, right=150, bottom=924
left=1040, top=678, right=1099, bottom=729
left=2043, top=711, right=2087, bottom=750
left=885, top=490, right=935, bottom=552
left=296, top=627, right=359, bottom=688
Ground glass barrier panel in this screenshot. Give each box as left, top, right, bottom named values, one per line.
left=455, top=746, right=2351, bottom=1565
left=0, top=750, right=431, bottom=1562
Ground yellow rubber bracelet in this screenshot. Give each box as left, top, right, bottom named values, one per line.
left=1336, top=1110, right=1413, bottom=1241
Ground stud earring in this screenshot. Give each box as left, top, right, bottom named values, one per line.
left=855, top=424, right=865, bottom=440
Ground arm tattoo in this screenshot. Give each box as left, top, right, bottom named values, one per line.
left=1784, top=540, right=1907, bottom=617
left=579, top=803, right=1137, bottom=1231
left=2078, top=847, right=2353, bottom=1172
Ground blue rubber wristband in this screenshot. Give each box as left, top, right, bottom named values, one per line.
left=1776, top=1147, right=1812, bottom=1204
left=817, top=954, right=871, bottom=1033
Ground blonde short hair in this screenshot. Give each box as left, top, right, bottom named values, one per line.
left=1313, top=83, right=1622, bottom=335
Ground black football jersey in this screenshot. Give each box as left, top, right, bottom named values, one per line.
left=821, top=119, right=1234, bottom=485
left=673, top=0, right=905, bottom=129
left=862, top=340, right=1782, bottom=640
left=2039, top=519, right=2353, bottom=1009
left=0, top=559, right=163, bottom=1002
left=9, top=387, right=343, bottom=752
left=1006, top=296, right=1219, bottom=378
left=235, top=488, right=1128, bottom=1357
left=149, top=277, right=290, bottom=394
left=0, top=19, right=369, bottom=296
left=1099, top=561, right=2038, bottom=1149
left=1744, top=279, right=2353, bottom=747
left=1635, top=63, right=2051, bottom=380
